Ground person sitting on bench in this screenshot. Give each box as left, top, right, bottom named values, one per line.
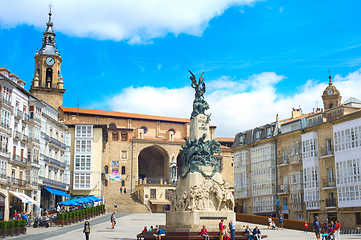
left=200, top=225, right=209, bottom=240
left=154, top=228, right=166, bottom=240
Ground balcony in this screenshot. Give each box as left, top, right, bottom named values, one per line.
left=235, top=190, right=250, bottom=199
left=61, top=143, right=67, bottom=149
left=278, top=184, right=289, bottom=194
left=41, top=132, right=50, bottom=141
left=289, top=154, right=302, bottom=164
left=291, top=203, right=304, bottom=212
left=0, top=97, right=11, bottom=109
left=305, top=200, right=320, bottom=210
left=322, top=178, right=336, bottom=189
left=49, top=137, right=62, bottom=148
left=26, top=156, right=39, bottom=166
left=0, top=147, right=10, bottom=159
left=7, top=177, right=25, bottom=187
left=13, top=131, right=21, bottom=140
left=24, top=180, right=38, bottom=188
left=49, top=158, right=62, bottom=167
left=42, top=178, right=66, bottom=189
left=325, top=198, right=337, bottom=208
left=29, top=114, right=41, bottom=124
left=320, top=147, right=333, bottom=158
left=0, top=122, right=10, bottom=131
left=23, top=113, right=29, bottom=122
left=40, top=154, right=50, bottom=163
left=61, top=162, right=67, bottom=168
left=277, top=156, right=289, bottom=166
left=289, top=183, right=303, bottom=192
left=14, top=109, right=23, bottom=120
left=21, top=134, right=28, bottom=143
left=11, top=154, right=26, bottom=165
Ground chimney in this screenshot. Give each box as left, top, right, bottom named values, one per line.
left=291, top=108, right=302, bottom=118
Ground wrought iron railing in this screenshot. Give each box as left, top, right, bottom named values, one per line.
left=326, top=198, right=337, bottom=207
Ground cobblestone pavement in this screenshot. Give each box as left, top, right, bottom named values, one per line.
left=11, top=213, right=361, bottom=240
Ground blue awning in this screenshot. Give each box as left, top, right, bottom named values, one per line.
left=44, top=187, right=71, bottom=198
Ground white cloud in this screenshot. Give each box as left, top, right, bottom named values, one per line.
left=280, top=7, right=283, bottom=13
left=0, top=0, right=259, bottom=44
left=106, top=68, right=361, bottom=137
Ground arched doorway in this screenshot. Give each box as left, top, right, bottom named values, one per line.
left=138, top=145, right=170, bottom=184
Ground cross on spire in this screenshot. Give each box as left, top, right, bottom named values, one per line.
left=47, top=3, right=53, bottom=23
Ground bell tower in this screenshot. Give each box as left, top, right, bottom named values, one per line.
left=30, top=4, right=65, bottom=110
left=322, top=71, right=341, bottom=111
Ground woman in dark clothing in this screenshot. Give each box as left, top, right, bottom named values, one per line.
left=83, top=221, right=91, bottom=240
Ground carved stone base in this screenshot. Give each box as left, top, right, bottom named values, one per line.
left=165, top=171, right=235, bottom=232
left=163, top=210, right=235, bottom=232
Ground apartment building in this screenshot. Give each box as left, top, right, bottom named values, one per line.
left=232, top=76, right=361, bottom=226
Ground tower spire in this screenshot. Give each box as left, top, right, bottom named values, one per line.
left=328, top=69, right=332, bottom=84
left=48, top=3, right=53, bottom=23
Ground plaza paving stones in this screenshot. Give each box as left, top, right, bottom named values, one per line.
left=11, top=213, right=361, bottom=240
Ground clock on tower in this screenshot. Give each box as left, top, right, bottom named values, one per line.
left=30, top=6, right=65, bottom=111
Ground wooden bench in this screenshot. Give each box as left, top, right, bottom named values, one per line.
left=137, top=231, right=267, bottom=240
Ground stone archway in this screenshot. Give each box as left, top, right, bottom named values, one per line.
left=138, top=145, right=170, bottom=184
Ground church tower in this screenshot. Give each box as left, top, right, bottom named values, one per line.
left=322, top=72, right=341, bottom=111
left=30, top=5, right=65, bottom=110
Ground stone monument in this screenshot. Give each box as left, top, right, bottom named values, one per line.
left=163, top=71, right=235, bottom=232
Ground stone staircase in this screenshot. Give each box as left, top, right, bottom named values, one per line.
left=105, top=193, right=151, bottom=213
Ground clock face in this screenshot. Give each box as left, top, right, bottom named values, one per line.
left=45, top=57, right=55, bottom=66
left=327, top=89, right=333, bottom=95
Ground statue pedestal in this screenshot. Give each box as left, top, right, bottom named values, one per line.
left=163, top=172, right=235, bottom=232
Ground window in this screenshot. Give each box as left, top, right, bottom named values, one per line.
left=302, top=138, right=318, bottom=159
left=121, top=151, right=127, bottom=159
left=304, top=166, right=319, bottom=189
left=0, top=160, right=7, bottom=178
left=74, top=173, right=91, bottom=189
left=0, top=135, right=8, bottom=152
left=74, top=155, right=91, bottom=171
left=140, top=126, right=148, bottom=134
left=32, top=170, right=38, bottom=184
left=121, top=132, right=128, bottom=141
left=338, top=186, right=361, bottom=202
left=109, top=123, right=116, bottom=129
left=104, top=179, right=108, bottom=187
left=75, top=125, right=92, bottom=138
left=112, top=132, right=119, bottom=141
left=150, top=189, right=156, bottom=199
left=2, top=86, right=11, bottom=104
left=266, top=127, right=271, bottom=137
left=336, top=159, right=361, bottom=185
left=104, top=165, right=108, bottom=174
left=334, top=126, right=360, bottom=152
left=121, top=166, right=126, bottom=175
left=255, top=130, right=260, bottom=140
left=75, top=140, right=92, bottom=152
left=1, top=110, right=10, bottom=128
left=121, top=180, right=125, bottom=187
left=34, top=128, right=40, bottom=142
left=356, top=213, right=361, bottom=225
left=239, top=135, right=245, bottom=145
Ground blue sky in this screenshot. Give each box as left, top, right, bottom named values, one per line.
left=0, top=0, right=361, bottom=136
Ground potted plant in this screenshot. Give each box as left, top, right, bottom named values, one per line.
left=7, top=220, right=14, bottom=237
left=19, top=219, right=26, bottom=235
left=90, top=207, right=94, bottom=218
left=13, top=219, right=21, bottom=236
left=0, top=221, right=7, bottom=238
left=63, top=212, right=69, bottom=225
left=74, top=210, right=79, bottom=222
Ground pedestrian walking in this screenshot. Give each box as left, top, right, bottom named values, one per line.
left=219, top=219, right=224, bottom=240
left=313, top=216, right=321, bottom=240
left=111, top=212, right=116, bottom=229
left=114, top=202, right=117, bottom=212
left=323, top=219, right=328, bottom=233
left=120, top=187, right=123, bottom=194
left=304, top=221, right=308, bottom=233
left=334, top=220, right=341, bottom=240
left=230, top=220, right=235, bottom=240
left=279, top=214, right=284, bottom=229
left=83, top=221, right=91, bottom=240
left=267, top=216, right=272, bottom=229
